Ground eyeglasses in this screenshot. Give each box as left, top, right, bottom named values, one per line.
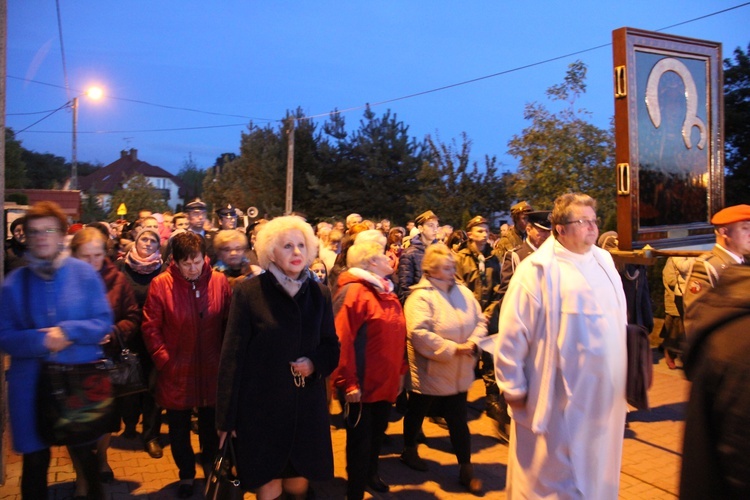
left=563, top=218, right=601, bottom=228
left=27, top=228, right=61, bottom=237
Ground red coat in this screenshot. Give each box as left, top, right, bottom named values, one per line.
left=332, top=270, right=407, bottom=403
left=142, top=257, right=231, bottom=410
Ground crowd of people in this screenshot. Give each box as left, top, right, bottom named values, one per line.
left=2, top=196, right=750, bottom=499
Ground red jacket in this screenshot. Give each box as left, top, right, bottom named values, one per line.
left=332, top=270, right=407, bottom=403
left=142, top=257, right=232, bottom=410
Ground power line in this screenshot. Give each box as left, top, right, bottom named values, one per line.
left=55, top=0, right=70, bottom=101
left=7, top=2, right=748, bottom=135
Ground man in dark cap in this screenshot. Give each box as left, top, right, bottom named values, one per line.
left=174, top=198, right=216, bottom=263
left=494, top=201, right=533, bottom=257
left=684, top=204, right=750, bottom=319
left=397, top=210, right=439, bottom=304
left=454, top=215, right=505, bottom=439
left=215, top=204, right=239, bottom=231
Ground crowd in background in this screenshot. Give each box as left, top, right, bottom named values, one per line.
left=3, top=196, right=750, bottom=499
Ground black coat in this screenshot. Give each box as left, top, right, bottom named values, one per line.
left=216, top=271, right=340, bottom=489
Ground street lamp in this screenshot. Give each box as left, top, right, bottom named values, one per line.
left=70, top=86, right=104, bottom=190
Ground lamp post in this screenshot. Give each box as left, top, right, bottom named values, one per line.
left=70, top=87, right=103, bottom=190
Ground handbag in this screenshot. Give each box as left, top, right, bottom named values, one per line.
left=37, top=360, right=116, bottom=446
left=108, top=327, right=147, bottom=398
left=205, top=436, right=243, bottom=500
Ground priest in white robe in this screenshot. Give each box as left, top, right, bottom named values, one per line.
left=494, top=192, right=627, bottom=499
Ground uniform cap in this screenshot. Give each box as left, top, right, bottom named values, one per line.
left=415, top=210, right=439, bottom=226
left=527, top=211, right=552, bottom=231
left=710, top=204, right=750, bottom=225
left=511, top=201, right=533, bottom=215
left=184, top=198, right=207, bottom=211
left=466, top=215, right=489, bottom=230
left=216, top=204, right=237, bottom=217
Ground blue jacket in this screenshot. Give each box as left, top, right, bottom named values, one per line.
left=0, top=258, right=113, bottom=453
left=397, top=236, right=431, bottom=304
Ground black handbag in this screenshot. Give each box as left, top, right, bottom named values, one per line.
left=37, top=360, right=116, bottom=446
left=205, top=436, right=243, bottom=500
left=108, top=327, right=147, bottom=398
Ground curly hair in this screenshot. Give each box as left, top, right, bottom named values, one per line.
left=254, top=216, right=317, bottom=270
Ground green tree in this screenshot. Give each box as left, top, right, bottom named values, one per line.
left=107, top=173, right=169, bottom=220
left=177, top=153, right=207, bottom=200
left=724, top=43, right=750, bottom=206
left=507, top=61, right=616, bottom=224
left=411, top=134, right=510, bottom=228
left=4, top=129, right=27, bottom=189
left=80, top=186, right=108, bottom=223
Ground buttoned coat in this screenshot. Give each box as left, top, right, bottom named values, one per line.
left=216, top=272, right=340, bottom=489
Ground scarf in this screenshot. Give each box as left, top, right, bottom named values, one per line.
left=269, top=262, right=307, bottom=297
left=26, top=251, right=68, bottom=281
left=347, top=267, right=394, bottom=294
left=124, top=246, right=163, bottom=275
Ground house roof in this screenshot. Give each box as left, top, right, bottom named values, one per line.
left=78, top=149, right=186, bottom=195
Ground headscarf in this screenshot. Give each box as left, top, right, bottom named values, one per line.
left=124, top=228, right=163, bottom=274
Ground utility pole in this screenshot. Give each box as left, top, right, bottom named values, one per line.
left=285, top=117, right=295, bottom=215
left=70, top=96, right=78, bottom=190
left=1, top=0, right=8, bottom=483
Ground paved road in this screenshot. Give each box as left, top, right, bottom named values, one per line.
left=0, top=355, right=689, bottom=499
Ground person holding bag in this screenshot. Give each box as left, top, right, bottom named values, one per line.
left=0, top=201, right=114, bottom=500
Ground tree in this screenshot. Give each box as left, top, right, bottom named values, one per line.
left=507, top=61, right=616, bottom=225
left=4, top=129, right=27, bottom=189
left=724, top=43, right=750, bottom=206
left=107, top=173, right=169, bottom=220
left=177, top=153, right=207, bottom=201
left=410, top=134, right=510, bottom=228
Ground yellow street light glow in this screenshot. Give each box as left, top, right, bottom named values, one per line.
left=86, top=86, right=104, bottom=100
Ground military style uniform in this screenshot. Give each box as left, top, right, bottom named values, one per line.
left=683, top=245, right=740, bottom=322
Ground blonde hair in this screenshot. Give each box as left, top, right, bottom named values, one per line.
left=354, top=229, right=386, bottom=248
left=255, top=216, right=318, bottom=270
left=421, top=243, right=455, bottom=275
left=347, top=241, right=385, bottom=269
left=213, top=229, right=248, bottom=250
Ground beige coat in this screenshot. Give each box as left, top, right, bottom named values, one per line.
left=404, top=276, right=487, bottom=396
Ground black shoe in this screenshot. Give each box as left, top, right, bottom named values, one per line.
left=400, top=446, right=428, bottom=471
left=367, top=474, right=390, bottom=493
left=177, top=482, right=194, bottom=498
left=99, top=469, right=115, bottom=483
left=145, top=439, right=163, bottom=459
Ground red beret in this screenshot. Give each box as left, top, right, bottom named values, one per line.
left=711, top=204, right=750, bottom=225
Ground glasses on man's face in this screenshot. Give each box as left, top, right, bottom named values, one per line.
left=27, top=228, right=60, bottom=237
left=563, top=218, right=601, bottom=228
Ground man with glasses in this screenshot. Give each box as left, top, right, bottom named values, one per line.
left=494, top=193, right=627, bottom=499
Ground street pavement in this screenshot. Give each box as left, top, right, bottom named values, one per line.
left=0, top=354, right=689, bottom=499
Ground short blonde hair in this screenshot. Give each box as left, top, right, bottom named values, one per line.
left=551, top=192, right=597, bottom=237
left=422, top=243, right=455, bottom=275
left=213, top=230, right=248, bottom=250
left=255, top=215, right=318, bottom=270
left=347, top=241, right=385, bottom=270
left=354, top=229, right=386, bottom=248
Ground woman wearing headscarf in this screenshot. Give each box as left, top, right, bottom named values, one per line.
left=69, top=227, right=140, bottom=495
left=142, top=231, right=232, bottom=498
left=332, top=241, right=407, bottom=499
left=5, top=215, right=28, bottom=274
left=400, top=243, right=487, bottom=495
left=217, top=215, right=340, bottom=500
left=116, top=227, right=166, bottom=457
left=0, top=201, right=113, bottom=499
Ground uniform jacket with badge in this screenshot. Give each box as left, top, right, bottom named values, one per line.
left=455, top=244, right=500, bottom=312
left=684, top=244, right=739, bottom=329
left=332, top=269, right=407, bottom=403
left=142, top=257, right=232, bottom=410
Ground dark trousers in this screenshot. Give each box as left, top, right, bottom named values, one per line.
left=403, top=391, right=472, bottom=464
left=166, top=406, right=218, bottom=480
left=121, top=364, right=162, bottom=442
left=22, top=443, right=103, bottom=500
left=480, top=350, right=500, bottom=396
left=344, top=400, right=391, bottom=500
